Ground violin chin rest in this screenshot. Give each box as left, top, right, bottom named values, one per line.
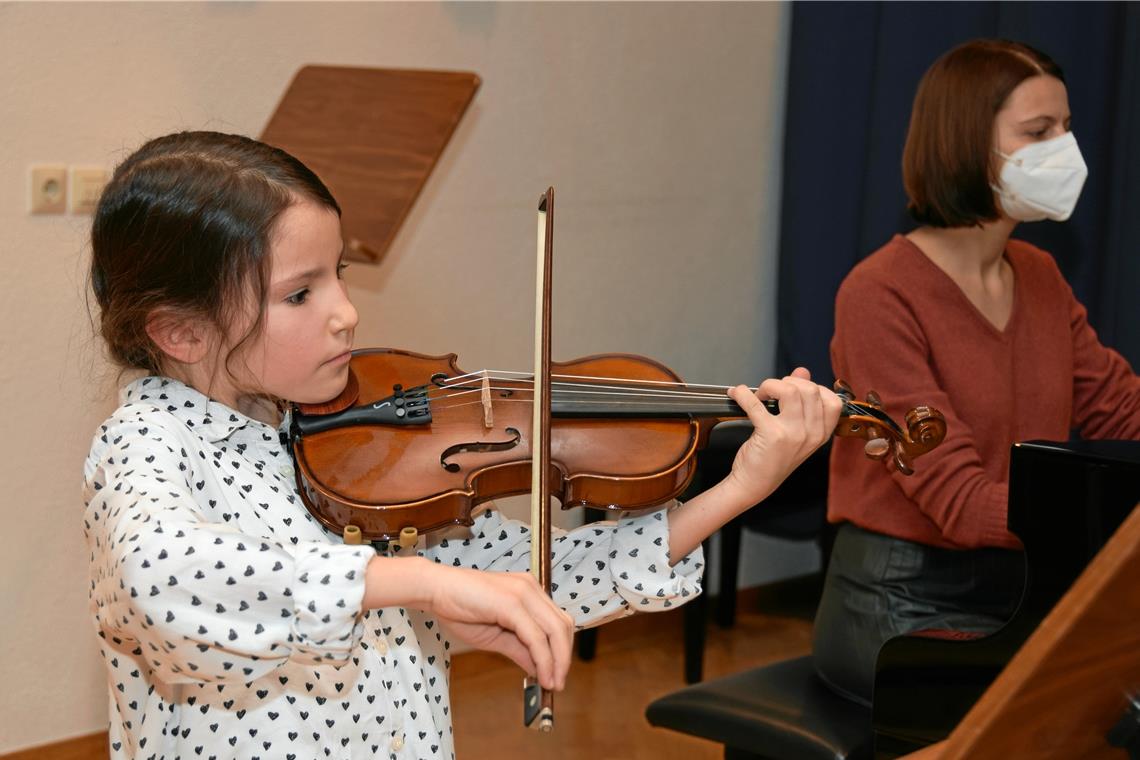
left=296, top=368, right=361, bottom=416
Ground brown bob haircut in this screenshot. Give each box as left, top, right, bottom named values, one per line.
left=902, top=39, right=1065, bottom=228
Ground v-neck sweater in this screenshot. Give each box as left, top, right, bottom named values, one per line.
left=828, top=234, right=1140, bottom=550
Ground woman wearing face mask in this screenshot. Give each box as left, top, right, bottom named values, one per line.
left=811, top=38, right=1140, bottom=706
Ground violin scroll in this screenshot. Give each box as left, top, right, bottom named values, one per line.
left=832, top=379, right=946, bottom=475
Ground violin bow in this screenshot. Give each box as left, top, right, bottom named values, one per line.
left=523, top=187, right=556, bottom=732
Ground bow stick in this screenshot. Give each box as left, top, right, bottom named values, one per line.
left=523, top=187, right=556, bottom=731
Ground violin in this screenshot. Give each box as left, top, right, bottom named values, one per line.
left=287, top=347, right=946, bottom=545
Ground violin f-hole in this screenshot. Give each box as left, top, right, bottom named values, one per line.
left=440, top=427, right=523, bottom=472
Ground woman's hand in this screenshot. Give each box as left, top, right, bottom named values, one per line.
left=364, top=556, right=574, bottom=691
left=723, top=367, right=842, bottom=507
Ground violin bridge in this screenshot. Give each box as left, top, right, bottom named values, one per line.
left=481, top=370, right=493, bottom=429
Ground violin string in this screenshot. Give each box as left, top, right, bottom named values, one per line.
left=426, top=383, right=735, bottom=403
left=427, top=371, right=891, bottom=414
left=436, top=369, right=750, bottom=393
left=425, top=381, right=876, bottom=414
left=429, top=396, right=746, bottom=412
left=428, top=398, right=742, bottom=413
left=427, top=373, right=762, bottom=404
left=423, top=373, right=759, bottom=405
left=419, top=396, right=870, bottom=419
left=425, top=390, right=746, bottom=415
left=426, top=391, right=873, bottom=418
left=415, top=398, right=901, bottom=437
left=427, top=381, right=879, bottom=417
left=431, top=370, right=884, bottom=417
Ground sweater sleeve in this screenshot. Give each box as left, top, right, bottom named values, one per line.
left=422, top=505, right=704, bottom=629
left=1066, top=288, right=1140, bottom=439
left=832, top=272, right=1017, bottom=549
left=83, top=414, right=376, bottom=685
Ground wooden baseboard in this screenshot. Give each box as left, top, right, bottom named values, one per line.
left=0, top=733, right=107, bottom=760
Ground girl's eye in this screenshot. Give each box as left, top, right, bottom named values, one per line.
left=337, top=262, right=349, bottom=278
left=285, top=288, right=309, bottom=305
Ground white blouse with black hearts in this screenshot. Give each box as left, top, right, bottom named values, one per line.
left=83, top=377, right=704, bottom=760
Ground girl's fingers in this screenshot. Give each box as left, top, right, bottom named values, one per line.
left=489, top=632, right=538, bottom=677
left=795, top=378, right=825, bottom=438
left=497, top=629, right=539, bottom=674
left=758, top=377, right=805, bottom=425
left=504, top=606, right=558, bottom=689
left=732, top=375, right=839, bottom=458
left=441, top=619, right=538, bottom=677
left=507, top=582, right=575, bottom=690
left=519, top=586, right=575, bottom=689
left=439, top=569, right=573, bottom=691
left=756, top=375, right=835, bottom=431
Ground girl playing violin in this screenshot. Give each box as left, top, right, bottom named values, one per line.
left=84, top=131, right=841, bottom=759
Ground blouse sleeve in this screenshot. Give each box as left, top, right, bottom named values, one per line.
left=422, top=504, right=704, bottom=629
left=83, top=412, right=375, bottom=685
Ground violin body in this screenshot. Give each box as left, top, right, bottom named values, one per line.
left=291, top=348, right=717, bottom=541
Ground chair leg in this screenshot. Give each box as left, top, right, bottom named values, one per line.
left=576, top=628, right=597, bottom=661
left=683, top=537, right=711, bottom=683
left=716, top=519, right=743, bottom=628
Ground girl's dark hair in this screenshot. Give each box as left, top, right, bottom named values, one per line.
left=90, top=131, right=340, bottom=374
left=902, top=39, right=1064, bottom=228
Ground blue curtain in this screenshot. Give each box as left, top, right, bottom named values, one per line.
left=776, top=1, right=1140, bottom=387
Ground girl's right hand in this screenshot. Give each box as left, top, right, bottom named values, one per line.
left=364, top=556, right=574, bottom=691
left=428, top=565, right=575, bottom=692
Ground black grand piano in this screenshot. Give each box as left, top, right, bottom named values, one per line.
left=872, top=439, right=1140, bottom=758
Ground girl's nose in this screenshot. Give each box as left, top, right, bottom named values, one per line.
left=332, top=285, right=359, bottom=334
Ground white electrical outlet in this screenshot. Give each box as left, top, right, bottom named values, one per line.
left=30, top=165, right=68, bottom=214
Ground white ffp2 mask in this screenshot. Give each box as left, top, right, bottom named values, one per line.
left=992, top=131, right=1088, bottom=222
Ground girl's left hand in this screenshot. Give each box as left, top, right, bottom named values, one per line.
left=723, top=368, right=842, bottom=508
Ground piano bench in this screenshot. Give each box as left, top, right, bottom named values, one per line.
left=645, top=655, right=873, bottom=760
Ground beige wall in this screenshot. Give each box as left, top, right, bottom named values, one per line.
left=0, top=1, right=795, bottom=751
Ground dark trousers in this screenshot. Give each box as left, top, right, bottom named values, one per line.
left=811, top=523, right=1024, bottom=706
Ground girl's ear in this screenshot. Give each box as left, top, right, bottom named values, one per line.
left=145, top=309, right=212, bottom=365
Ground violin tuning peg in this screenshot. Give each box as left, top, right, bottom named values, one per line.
left=864, top=437, right=889, bottom=460
left=866, top=390, right=883, bottom=407
left=833, top=379, right=855, bottom=402
left=892, top=443, right=914, bottom=476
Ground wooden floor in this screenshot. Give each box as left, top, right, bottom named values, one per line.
left=5, top=578, right=820, bottom=760
left=451, top=577, right=820, bottom=760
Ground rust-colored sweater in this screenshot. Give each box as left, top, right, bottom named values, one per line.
left=829, top=234, right=1140, bottom=550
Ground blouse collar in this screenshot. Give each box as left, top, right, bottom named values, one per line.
left=120, top=376, right=279, bottom=444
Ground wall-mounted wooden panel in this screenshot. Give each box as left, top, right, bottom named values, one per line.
left=261, top=66, right=480, bottom=263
